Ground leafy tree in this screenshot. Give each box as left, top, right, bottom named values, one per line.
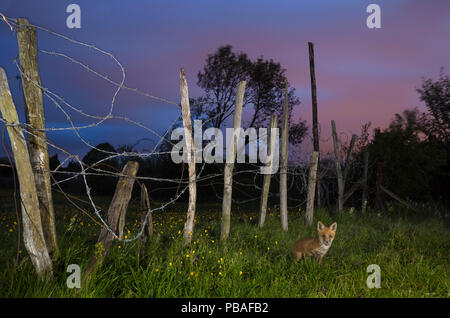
left=192, top=45, right=307, bottom=145
left=82, top=143, right=118, bottom=168
left=416, top=70, right=450, bottom=146
left=416, top=70, right=450, bottom=203
left=193, top=45, right=251, bottom=128
left=367, top=109, right=446, bottom=202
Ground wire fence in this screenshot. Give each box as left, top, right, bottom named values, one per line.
left=0, top=15, right=370, bottom=245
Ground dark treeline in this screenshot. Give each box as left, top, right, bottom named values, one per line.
left=54, top=70, right=450, bottom=210
left=0, top=47, right=448, bottom=213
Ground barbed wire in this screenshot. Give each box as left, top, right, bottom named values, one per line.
left=0, top=15, right=368, bottom=245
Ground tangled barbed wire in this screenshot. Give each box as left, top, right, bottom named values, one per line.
left=0, top=15, right=367, bottom=245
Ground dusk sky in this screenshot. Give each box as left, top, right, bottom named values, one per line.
left=0, top=0, right=449, bottom=161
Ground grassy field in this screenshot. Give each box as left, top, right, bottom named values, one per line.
left=0, top=191, right=448, bottom=298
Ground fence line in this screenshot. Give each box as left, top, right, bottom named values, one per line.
left=0, top=14, right=369, bottom=250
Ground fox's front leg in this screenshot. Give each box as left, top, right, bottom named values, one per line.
left=318, top=255, right=323, bottom=266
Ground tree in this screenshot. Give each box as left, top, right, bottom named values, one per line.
left=49, top=154, right=61, bottom=171
left=367, top=109, right=446, bottom=202
left=416, top=70, right=450, bottom=146
left=82, top=143, right=119, bottom=195
left=416, top=70, right=450, bottom=203
left=192, top=45, right=307, bottom=145
left=193, top=45, right=251, bottom=129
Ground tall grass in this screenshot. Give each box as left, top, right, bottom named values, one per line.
left=0, top=198, right=448, bottom=298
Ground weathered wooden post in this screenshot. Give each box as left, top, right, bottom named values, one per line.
left=140, top=183, right=153, bottom=245
left=180, top=68, right=197, bottom=245
left=343, top=134, right=357, bottom=184
left=279, top=83, right=289, bottom=232
left=339, top=133, right=358, bottom=207
left=308, top=43, right=320, bottom=160
left=305, top=151, right=319, bottom=226
left=308, top=42, right=321, bottom=208
left=84, top=161, right=139, bottom=284
left=0, top=67, right=53, bottom=278
left=331, top=120, right=344, bottom=212
left=259, top=114, right=277, bottom=228
left=361, top=151, right=369, bottom=212
left=221, top=81, right=246, bottom=240
left=375, top=161, right=384, bottom=210
left=16, top=18, right=58, bottom=258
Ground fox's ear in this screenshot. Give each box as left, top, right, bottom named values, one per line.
left=317, top=221, right=324, bottom=231
left=330, top=222, right=337, bottom=232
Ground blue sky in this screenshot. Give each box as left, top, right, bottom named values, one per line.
left=0, top=0, right=449, bottom=160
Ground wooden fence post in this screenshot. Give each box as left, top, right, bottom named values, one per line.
left=259, top=114, right=277, bottom=228
left=375, top=161, right=384, bottom=210
left=308, top=42, right=321, bottom=209
left=361, top=151, right=369, bottom=212
left=84, top=161, right=139, bottom=284
left=140, top=183, right=153, bottom=246
left=279, top=83, right=289, bottom=232
left=180, top=68, right=197, bottom=245
left=221, top=81, right=246, bottom=240
left=0, top=67, right=53, bottom=278
left=316, top=168, right=322, bottom=208
left=331, top=120, right=344, bottom=212
left=308, top=42, right=320, bottom=158
left=343, top=134, right=357, bottom=184
left=17, top=18, right=58, bottom=258
left=340, top=133, right=358, bottom=206
left=305, top=151, right=319, bottom=226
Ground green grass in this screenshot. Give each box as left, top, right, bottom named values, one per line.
left=0, top=193, right=448, bottom=298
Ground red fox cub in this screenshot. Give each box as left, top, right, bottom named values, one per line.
left=292, top=221, right=337, bottom=266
